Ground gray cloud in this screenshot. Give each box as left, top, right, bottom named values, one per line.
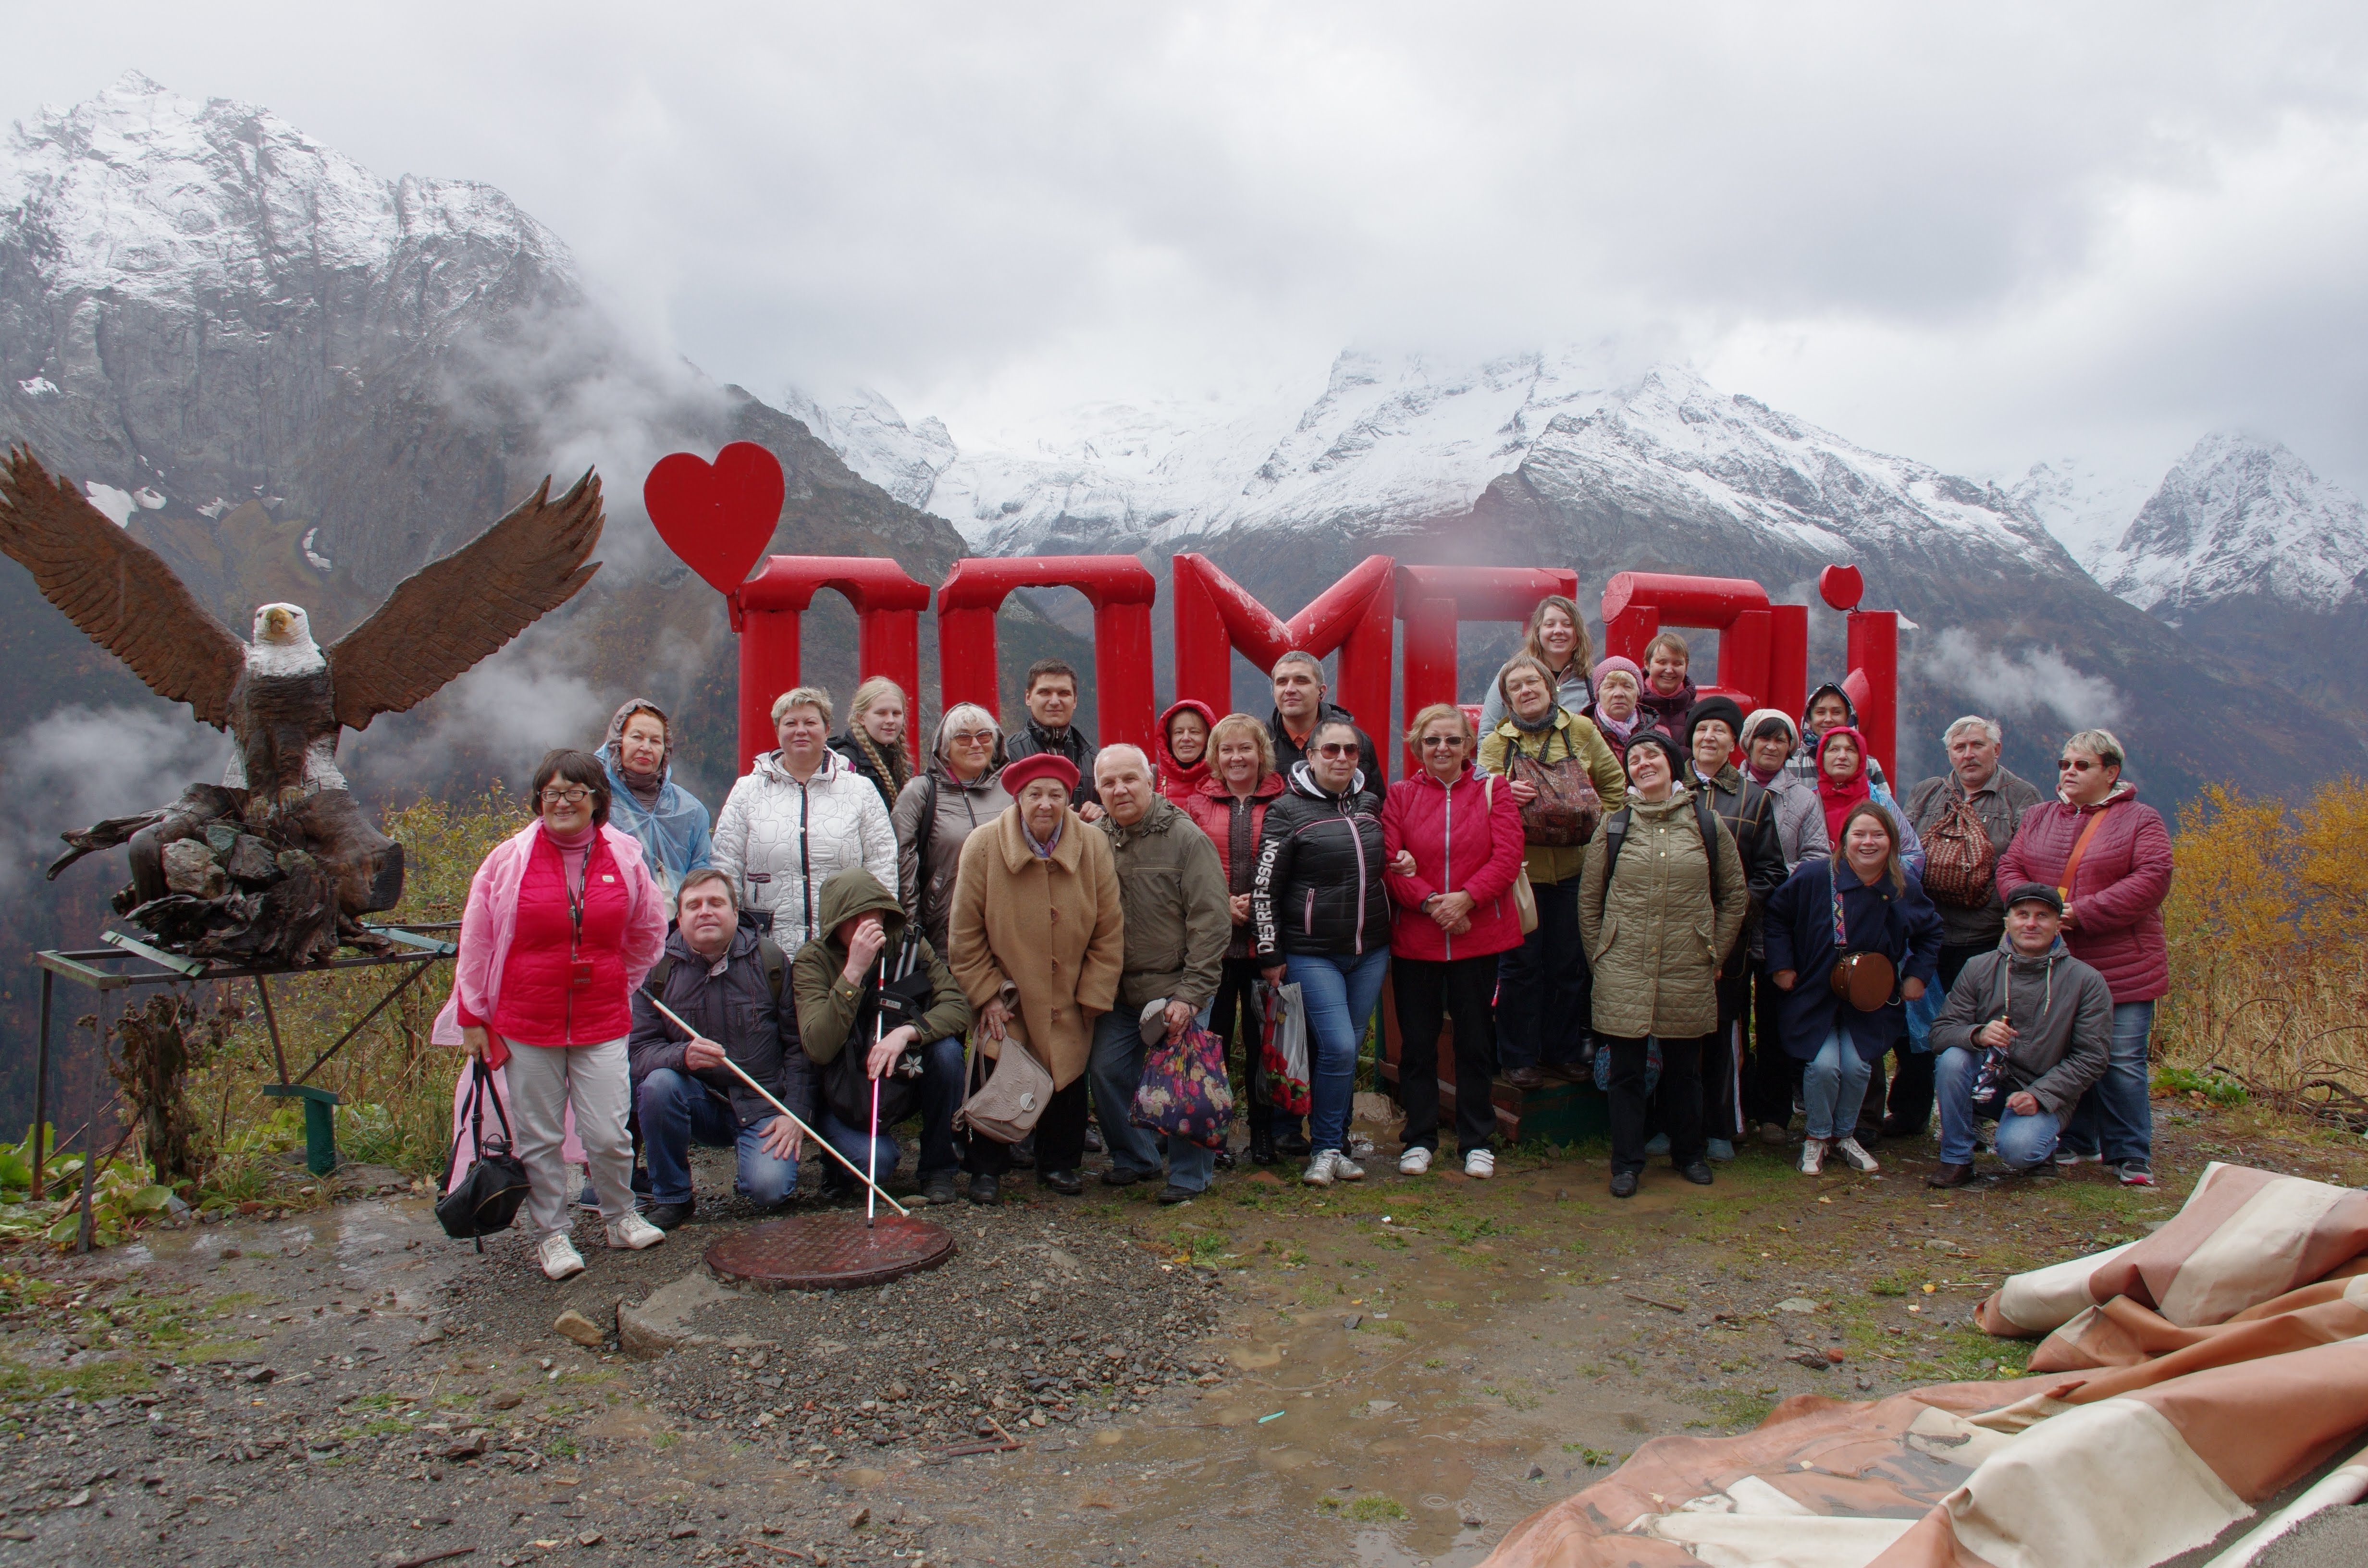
left=2, top=703, right=234, bottom=896
left=11, top=2, right=2368, bottom=497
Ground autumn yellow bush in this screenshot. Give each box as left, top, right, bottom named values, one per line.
left=2158, top=778, right=2368, bottom=1113
left=183, top=786, right=523, bottom=1194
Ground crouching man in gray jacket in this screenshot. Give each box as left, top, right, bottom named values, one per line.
left=1925, top=882, right=2113, bottom=1187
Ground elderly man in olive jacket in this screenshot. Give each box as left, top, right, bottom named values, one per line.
left=1089, top=744, right=1233, bottom=1203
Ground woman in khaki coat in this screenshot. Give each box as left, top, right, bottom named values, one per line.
left=1578, top=729, right=1746, bottom=1199
left=948, top=751, right=1123, bottom=1200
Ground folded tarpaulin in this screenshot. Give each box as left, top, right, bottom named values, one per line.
left=1482, top=1164, right=2368, bottom=1568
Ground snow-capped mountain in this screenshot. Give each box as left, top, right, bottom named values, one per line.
left=776, top=386, right=957, bottom=511
left=2092, top=433, right=2368, bottom=617
left=2006, top=458, right=2158, bottom=577
left=809, top=349, right=2079, bottom=577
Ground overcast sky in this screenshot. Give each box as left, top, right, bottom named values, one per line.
left=14, top=1, right=2368, bottom=496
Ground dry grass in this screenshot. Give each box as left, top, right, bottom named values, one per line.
left=2156, top=778, right=2368, bottom=1124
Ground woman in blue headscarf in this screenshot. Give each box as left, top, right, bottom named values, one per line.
left=596, top=698, right=714, bottom=901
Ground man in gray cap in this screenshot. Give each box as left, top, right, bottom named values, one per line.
left=1924, top=883, right=2113, bottom=1187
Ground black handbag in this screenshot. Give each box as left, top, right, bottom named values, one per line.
left=436, top=1058, right=532, bottom=1250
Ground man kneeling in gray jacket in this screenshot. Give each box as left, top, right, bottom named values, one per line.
left=1925, top=882, right=2113, bottom=1188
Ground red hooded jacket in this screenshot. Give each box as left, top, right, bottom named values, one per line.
left=1381, top=763, right=1528, bottom=962
left=1157, top=698, right=1218, bottom=807
left=1996, top=782, right=2173, bottom=1003
left=1183, top=767, right=1286, bottom=959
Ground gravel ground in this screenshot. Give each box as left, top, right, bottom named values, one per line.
left=443, top=1148, right=1228, bottom=1458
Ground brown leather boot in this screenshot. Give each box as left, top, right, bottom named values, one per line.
left=1925, top=1161, right=1977, bottom=1189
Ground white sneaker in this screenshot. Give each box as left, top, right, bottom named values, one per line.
left=1464, top=1149, right=1495, bottom=1180
left=1398, top=1147, right=1432, bottom=1176
left=1835, top=1138, right=1881, bottom=1174
left=1333, top=1151, right=1366, bottom=1182
left=1302, top=1151, right=1340, bottom=1187
left=605, top=1213, right=667, bottom=1251
left=1347, top=1133, right=1377, bottom=1158
left=537, top=1233, right=587, bottom=1281
left=1798, top=1139, right=1826, bottom=1176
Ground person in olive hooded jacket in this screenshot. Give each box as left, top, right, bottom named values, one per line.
left=791, top=868, right=974, bottom=1206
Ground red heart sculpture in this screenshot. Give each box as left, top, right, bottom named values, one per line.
left=1817, top=563, right=1865, bottom=612
left=644, top=441, right=786, bottom=594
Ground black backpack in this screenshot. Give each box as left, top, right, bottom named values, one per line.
left=1601, top=795, right=1724, bottom=907
left=436, top=1060, right=532, bottom=1250
left=822, top=929, right=935, bottom=1128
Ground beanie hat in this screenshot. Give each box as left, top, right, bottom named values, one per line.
left=1622, top=729, right=1685, bottom=774
left=1685, top=695, right=1748, bottom=754
left=1000, top=751, right=1081, bottom=797
left=1742, top=707, right=1798, bottom=748
left=1591, top=655, right=1643, bottom=691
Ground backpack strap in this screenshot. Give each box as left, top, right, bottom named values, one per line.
left=1694, top=794, right=1722, bottom=909
left=758, top=937, right=786, bottom=1001
left=1602, top=808, right=1632, bottom=880
left=640, top=951, right=675, bottom=1000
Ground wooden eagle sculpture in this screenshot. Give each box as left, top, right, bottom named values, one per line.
left=0, top=447, right=604, bottom=964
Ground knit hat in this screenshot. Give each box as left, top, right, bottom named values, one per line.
left=1000, top=751, right=1080, bottom=797
left=1591, top=655, right=1644, bottom=691
left=1622, top=728, right=1685, bottom=774
left=1741, top=707, right=1798, bottom=747
left=1684, top=696, right=1747, bottom=754
left=2004, top=882, right=2063, bottom=914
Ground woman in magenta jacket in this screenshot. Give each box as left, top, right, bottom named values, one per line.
left=1996, top=727, right=2173, bottom=1186
left=433, top=748, right=671, bottom=1280
left=1381, top=702, right=1527, bottom=1179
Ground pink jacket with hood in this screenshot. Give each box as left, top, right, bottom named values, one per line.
left=1996, top=781, right=2173, bottom=1003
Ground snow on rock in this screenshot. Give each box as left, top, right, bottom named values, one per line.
left=801, top=350, right=2073, bottom=577
left=0, top=71, right=572, bottom=314
left=2005, top=458, right=2157, bottom=577
left=2096, top=432, right=2368, bottom=615
left=777, top=386, right=956, bottom=509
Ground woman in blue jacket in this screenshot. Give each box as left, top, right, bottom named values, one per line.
left=1764, top=801, right=1942, bottom=1177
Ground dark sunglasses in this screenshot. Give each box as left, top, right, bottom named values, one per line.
left=2058, top=757, right=2098, bottom=771
left=1419, top=735, right=1464, bottom=749
left=1315, top=742, right=1359, bottom=758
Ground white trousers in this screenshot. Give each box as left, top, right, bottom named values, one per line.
left=501, top=1037, right=635, bottom=1240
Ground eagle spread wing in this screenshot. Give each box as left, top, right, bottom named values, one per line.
left=0, top=448, right=247, bottom=728
left=327, top=470, right=604, bottom=732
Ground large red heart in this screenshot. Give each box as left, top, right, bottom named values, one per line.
left=644, top=441, right=786, bottom=594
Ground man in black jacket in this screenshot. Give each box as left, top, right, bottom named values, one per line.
left=1683, top=697, right=1789, bottom=1161
left=1267, top=650, right=1382, bottom=787
left=629, top=869, right=814, bottom=1231
left=1003, top=659, right=1103, bottom=819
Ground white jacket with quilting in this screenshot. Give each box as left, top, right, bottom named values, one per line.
left=711, top=749, right=898, bottom=954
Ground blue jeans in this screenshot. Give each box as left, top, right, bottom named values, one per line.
left=1801, top=1026, right=1872, bottom=1141
left=636, top=1067, right=799, bottom=1208
left=1496, top=875, right=1588, bottom=1072
left=1088, top=1004, right=1219, bottom=1193
left=1934, top=1047, right=2062, bottom=1168
left=2062, top=1000, right=2155, bottom=1165
left=817, top=1035, right=967, bottom=1184
left=1285, top=948, right=1391, bottom=1153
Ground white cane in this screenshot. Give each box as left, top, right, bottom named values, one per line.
left=643, top=994, right=911, bottom=1218
left=867, top=1000, right=883, bottom=1229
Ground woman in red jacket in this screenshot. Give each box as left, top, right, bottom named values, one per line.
left=1996, top=728, right=2173, bottom=1187
left=435, top=749, right=671, bottom=1280
left=1157, top=699, right=1217, bottom=806
left=1183, top=713, right=1291, bottom=1164
left=1381, top=703, right=1527, bottom=1179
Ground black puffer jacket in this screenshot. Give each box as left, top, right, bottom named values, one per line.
left=1251, top=764, right=1392, bottom=959
left=1691, top=761, right=1791, bottom=973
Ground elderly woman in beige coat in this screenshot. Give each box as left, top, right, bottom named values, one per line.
left=1578, top=729, right=1747, bottom=1199
left=948, top=750, right=1123, bottom=1202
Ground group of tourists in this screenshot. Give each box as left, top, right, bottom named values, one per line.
left=435, top=594, right=2174, bottom=1281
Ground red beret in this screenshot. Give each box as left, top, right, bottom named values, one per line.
left=1000, top=751, right=1080, bottom=797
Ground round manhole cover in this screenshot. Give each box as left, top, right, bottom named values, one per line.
left=704, top=1212, right=958, bottom=1291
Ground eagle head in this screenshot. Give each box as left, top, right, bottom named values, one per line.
left=246, top=601, right=326, bottom=676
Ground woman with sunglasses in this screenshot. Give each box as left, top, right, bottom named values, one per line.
left=433, top=749, right=671, bottom=1280
left=1997, top=729, right=2172, bottom=1187
left=1253, top=717, right=1394, bottom=1187
left=1382, top=703, right=1527, bottom=1177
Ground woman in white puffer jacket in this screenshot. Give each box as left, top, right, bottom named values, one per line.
left=713, top=686, right=899, bottom=953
